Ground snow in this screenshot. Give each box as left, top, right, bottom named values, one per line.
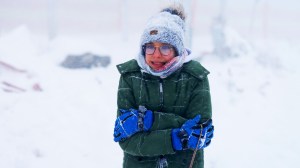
left=1, top=1, right=300, bottom=168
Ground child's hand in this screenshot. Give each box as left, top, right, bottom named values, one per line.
left=171, top=115, right=214, bottom=150
left=113, top=106, right=153, bottom=142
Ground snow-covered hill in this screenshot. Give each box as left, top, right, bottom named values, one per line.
left=1, top=23, right=299, bottom=168
left=1, top=1, right=300, bottom=167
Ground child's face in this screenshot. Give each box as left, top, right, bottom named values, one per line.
left=144, top=42, right=176, bottom=71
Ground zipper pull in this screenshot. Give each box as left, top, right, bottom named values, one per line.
left=157, top=156, right=168, bottom=168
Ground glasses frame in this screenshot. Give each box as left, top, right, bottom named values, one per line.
left=142, top=44, right=174, bottom=56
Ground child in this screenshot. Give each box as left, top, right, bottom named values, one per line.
left=113, top=4, right=214, bottom=168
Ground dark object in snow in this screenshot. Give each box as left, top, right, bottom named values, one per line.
left=61, top=53, right=111, bottom=69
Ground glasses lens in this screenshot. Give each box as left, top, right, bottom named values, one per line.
left=144, top=44, right=173, bottom=56
left=145, top=45, right=155, bottom=54
left=160, top=45, right=172, bottom=55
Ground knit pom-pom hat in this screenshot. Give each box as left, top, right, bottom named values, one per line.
left=139, top=5, right=186, bottom=56
left=137, top=5, right=190, bottom=78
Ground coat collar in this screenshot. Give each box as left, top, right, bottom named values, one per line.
left=116, top=59, right=140, bottom=74
left=181, top=60, right=210, bottom=80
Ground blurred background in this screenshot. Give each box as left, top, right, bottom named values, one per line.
left=0, top=0, right=299, bottom=168
left=1, top=0, right=299, bottom=40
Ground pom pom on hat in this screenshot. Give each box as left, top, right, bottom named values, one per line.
left=161, top=5, right=186, bottom=22
left=140, top=5, right=186, bottom=56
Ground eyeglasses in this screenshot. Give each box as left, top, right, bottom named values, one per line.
left=143, top=44, right=174, bottom=56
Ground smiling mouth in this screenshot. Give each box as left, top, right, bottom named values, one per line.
left=150, top=61, right=167, bottom=71
left=151, top=61, right=166, bottom=66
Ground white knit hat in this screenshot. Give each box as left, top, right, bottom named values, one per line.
left=137, top=6, right=189, bottom=78
left=139, top=10, right=186, bottom=56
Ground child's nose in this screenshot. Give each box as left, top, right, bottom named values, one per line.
left=152, top=47, right=162, bottom=58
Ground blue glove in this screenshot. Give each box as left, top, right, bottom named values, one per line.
left=172, top=115, right=214, bottom=150
left=113, top=106, right=153, bottom=142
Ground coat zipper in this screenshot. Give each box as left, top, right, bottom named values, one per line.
left=159, top=79, right=164, bottom=110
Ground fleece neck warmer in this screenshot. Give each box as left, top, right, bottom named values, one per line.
left=137, top=48, right=191, bottom=79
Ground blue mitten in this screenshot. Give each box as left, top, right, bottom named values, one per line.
left=172, top=115, right=214, bottom=150
left=113, top=106, right=153, bottom=142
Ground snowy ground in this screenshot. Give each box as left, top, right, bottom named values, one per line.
left=1, top=10, right=300, bottom=168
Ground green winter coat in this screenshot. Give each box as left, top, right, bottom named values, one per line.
left=116, top=59, right=212, bottom=168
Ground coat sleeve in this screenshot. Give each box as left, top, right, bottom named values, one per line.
left=185, top=76, right=212, bottom=123
left=117, top=75, right=188, bottom=156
